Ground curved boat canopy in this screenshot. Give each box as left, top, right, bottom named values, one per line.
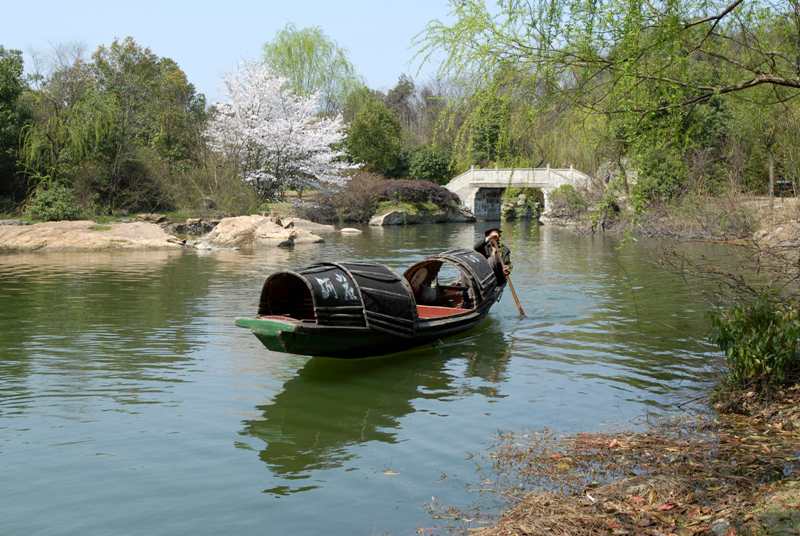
left=403, top=248, right=499, bottom=304
left=259, top=262, right=417, bottom=337
left=257, top=250, right=498, bottom=338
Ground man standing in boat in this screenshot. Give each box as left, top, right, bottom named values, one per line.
left=474, top=227, right=512, bottom=284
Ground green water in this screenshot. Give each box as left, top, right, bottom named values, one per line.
left=0, top=224, right=722, bottom=535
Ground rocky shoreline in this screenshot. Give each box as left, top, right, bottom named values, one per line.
left=0, top=214, right=356, bottom=253
left=0, top=202, right=477, bottom=253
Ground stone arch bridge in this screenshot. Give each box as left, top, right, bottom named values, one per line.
left=445, top=166, right=594, bottom=220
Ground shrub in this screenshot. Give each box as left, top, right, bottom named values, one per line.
left=409, top=146, right=451, bottom=184
left=502, top=187, right=543, bottom=220
left=25, top=182, right=82, bottom=221
left=160, top=153, right=261, bottom=216
left=0, top=195, right=16, bottom=216
left=320, top=172, right=385, bottom=222
left=711, top=295, right=800, bottom=391
left=317, top=173, right=461, bottom=223
left=547, top=184, right=588, bottom=218
left=377, top=179, right=459, bottom=208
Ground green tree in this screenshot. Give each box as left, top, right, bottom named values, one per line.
left=92, top=37, right=206, bottom=165
left=419, top=0, right=800, bottom=204
left=0, top=47, right=29, bottom=200
left=420, top=0, right=800, bottom=111
left=22, top=38, right=207, bottom=212
left=345, top=97, right=406, bottom=177
left=263, top=24, right=362, bottom=115
left=20, top=55, right=116, bottom=191
left=342, top=85, right=384, bottom=123
left=385, top=74, right=415, bottom=130
left=409, top=145, right=451, bottom=183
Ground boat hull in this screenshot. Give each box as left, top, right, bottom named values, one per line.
left=235, top=293, right=499, bottom=358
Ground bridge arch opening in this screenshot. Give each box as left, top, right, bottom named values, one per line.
left=473, top=188, right=504, bottom=220
left=473, top=187, right=546, bottom=221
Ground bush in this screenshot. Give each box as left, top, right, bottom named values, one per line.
left=25, top=182, right=82, bottom=221
left=547, top=184, right=588, bottom=218
left=711, top=295, right=800, bottom=391
left=159, top=153, right=261, bottom=216
left=319, top=172, right=384, bottom=222
left=502, top=187, right=543, bottom=220
left=0, top=195, right=16, bottom=216
left=409, top=146, right=451, bottom=184
left=317, top=173, right=461, bottom=223
left=377, top=179, right=459, bottom=208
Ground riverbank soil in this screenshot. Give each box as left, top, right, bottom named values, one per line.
left=471, top=385, right=800, bottom=536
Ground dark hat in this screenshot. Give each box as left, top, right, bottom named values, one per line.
left=483, top=227, right=503, bottom=237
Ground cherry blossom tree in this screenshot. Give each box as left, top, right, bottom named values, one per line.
left=206, top=62, right=349, bottom=199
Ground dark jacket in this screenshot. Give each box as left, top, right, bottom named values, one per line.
left=473, top=238, right=512, bottom=267
left=474, top=237, right=512, bottom=285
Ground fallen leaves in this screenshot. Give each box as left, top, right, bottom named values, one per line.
left=466, top=385, right=800, bottom=536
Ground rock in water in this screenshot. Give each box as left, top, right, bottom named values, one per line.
left=136, top=213, right=168, bottom=224
left=200, top=215, right=323, bottom=249
left=340, top=228, right=362, bottom=234
left=280, top=217, right=336, bottom=234
left=0, top=221, right=182, bottom=252
left=369, top=206, right=475, bottom=226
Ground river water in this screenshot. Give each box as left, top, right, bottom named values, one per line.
left=0, top=223, right=722, bottom=535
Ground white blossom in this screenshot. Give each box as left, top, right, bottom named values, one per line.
left=206, top=62, right=349, bottom=197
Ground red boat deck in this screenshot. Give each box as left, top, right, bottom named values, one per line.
left=416, top=305, right=471, bottom=319
left=261, top=306, right=470, bottom=323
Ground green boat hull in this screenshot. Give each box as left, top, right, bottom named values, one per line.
left=235, top=307, right=493, bottom=359
left=235, top=317, right=411, bottom=358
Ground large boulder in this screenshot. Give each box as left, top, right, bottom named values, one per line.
left=753, top=221, right=800, bottom=265
left=281, top=217, right=336, bottom=234
left=753, top=221, right=800, bottom=248
left=200, top=215, right=323, bottom=248
left=136, top=213, right=168, bottom=224
left=369, top=210, right=414, bottom=226
left=0, top=221, right=183, bottom=252
left=448, top=206, right=476, bottom=222
left=163, top=218, right=219, bottom=237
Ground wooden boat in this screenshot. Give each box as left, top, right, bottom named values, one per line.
left=235, top=248, right=505, bottom=358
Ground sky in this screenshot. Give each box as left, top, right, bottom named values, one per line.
left=2, top=0, right=454, bottom=101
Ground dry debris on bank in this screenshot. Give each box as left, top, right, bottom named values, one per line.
left=456, top=386, right=800, bottom=536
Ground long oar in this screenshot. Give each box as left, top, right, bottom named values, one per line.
left=491, top=242, right=526, bottom=318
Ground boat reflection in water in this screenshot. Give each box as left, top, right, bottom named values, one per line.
left=238, top=319, right=511, bottom=495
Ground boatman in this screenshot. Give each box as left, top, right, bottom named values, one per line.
left=474, top=227, right=512, bottom=284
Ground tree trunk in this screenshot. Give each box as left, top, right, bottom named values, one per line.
left=768, top=149, right=775, bottom=212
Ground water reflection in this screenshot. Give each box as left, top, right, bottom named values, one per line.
left=0, top=225, right=728, bottom=536
left=0, top=251, right=217, bottom=416
left=240, top=320, right=511, bottom=494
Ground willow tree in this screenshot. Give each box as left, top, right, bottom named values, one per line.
left=419, top=0, right=800, bottom=199
left=263, top=24, right=362, bottom=115
left=420, top=0, right=800, bottom=109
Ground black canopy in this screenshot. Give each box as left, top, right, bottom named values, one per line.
left=259, top=262, right=417, bottom=337
left=404, top=248, right=499, bottom=303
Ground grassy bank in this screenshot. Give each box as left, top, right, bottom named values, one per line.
left=543, top=192, right=798, bottom=244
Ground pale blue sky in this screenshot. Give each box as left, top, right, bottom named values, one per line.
left=2, top=0, right=453, bottom=101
